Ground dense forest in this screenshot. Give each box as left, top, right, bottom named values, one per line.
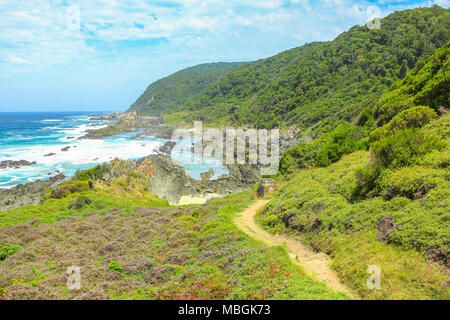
left=130, top=6, right=449, bottom=136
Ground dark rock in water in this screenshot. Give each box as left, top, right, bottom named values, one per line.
left=376, top=215, right=399, bottom=243
left=257, top=179, right=278, bottom=198
left=0, top=173, right=66, bottom=212
left=0, top=160, right=36, bottom=169
left=158, top=141, right=176, bottom=154
left=44, top=153, right=56, bottom=157
left=61, top=146, right=71, bottom=152
left=426, top=247, right=450, bottom=268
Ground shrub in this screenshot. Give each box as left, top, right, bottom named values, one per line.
left=280, top=123, right=366, bottom=173
left=50, top=185, right=71, bottom=199
left=262, top=215, right=279, bottom=227
left=370, top=106, right=437, bottom=143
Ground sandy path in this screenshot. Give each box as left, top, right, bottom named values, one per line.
left=234, top=200, right=356, bottom=298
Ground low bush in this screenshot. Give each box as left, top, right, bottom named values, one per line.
left=109, top=260, right=124, bottom=273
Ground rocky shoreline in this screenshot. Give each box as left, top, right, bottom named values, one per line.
left=0, top=152, right=260, bottom=210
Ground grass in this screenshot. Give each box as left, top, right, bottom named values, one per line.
left=257, top=150, right=449, bottom=299
left=0, top=184, right=348, bottom=300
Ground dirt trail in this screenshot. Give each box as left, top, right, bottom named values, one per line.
left=234, top=200, right=356, bottom=298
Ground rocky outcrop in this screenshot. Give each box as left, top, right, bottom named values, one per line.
left=426, top=247, right=450, bottom=268
left=0, top=160, right=36, bottom=169
left=257, top=179, right=278, bottom=199
left=0, top=173, right=66, bottom=212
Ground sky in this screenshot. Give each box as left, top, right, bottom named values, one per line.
left=0, top=0, right=448, bottom=112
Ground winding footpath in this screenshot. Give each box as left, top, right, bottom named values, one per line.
left=234, top=200, right=356, bottom=298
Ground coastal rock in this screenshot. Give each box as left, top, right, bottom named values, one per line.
left=44, top=153, right=56, bottom=157
left=376, top=215, right=399, bottom=243
left=96, top=155, right=260, bottom=205
left=158, top=141, right=176, bottom=154
left=200, top=169, right=215, bottom=181
left=257, top=179, right=278, bottom=198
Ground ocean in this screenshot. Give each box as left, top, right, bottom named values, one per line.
left=0, top=112, right=228, bottom=188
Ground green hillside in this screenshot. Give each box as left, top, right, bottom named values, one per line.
left=131, top=6, right=449, bottom=133
left=128, top=62, right=246, bottom=116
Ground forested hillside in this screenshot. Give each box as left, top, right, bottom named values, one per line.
left=129, top=62, right=246, bottom=116
left=130, top=6, right=449, bottom=134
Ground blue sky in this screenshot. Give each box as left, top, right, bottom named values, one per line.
left=0, top=0, right=448, bottom=112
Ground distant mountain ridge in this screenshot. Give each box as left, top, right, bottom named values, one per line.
left=129, top=62, right=247, bottom=116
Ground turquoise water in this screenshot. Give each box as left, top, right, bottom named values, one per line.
left=0, top=112, right=228, bottom=188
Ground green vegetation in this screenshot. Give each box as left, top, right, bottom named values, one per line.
left=131, top=6, right=449, bottom=134
left=354, top=108, right=446, bottom=199
left=257, top=39, right=450, bottom=299
left=74, top=165, right=103, bottom=181
left=280, top=123, right=368, bottom=174
left=1, top=5, right=449, bottom=301
left=258, top=148, right=449, bottom=299
left=0, top=175, right=170, bottom=228
left=109, top=261, right=124, bottom=273
left=129, top=62, right=246, bottom=116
